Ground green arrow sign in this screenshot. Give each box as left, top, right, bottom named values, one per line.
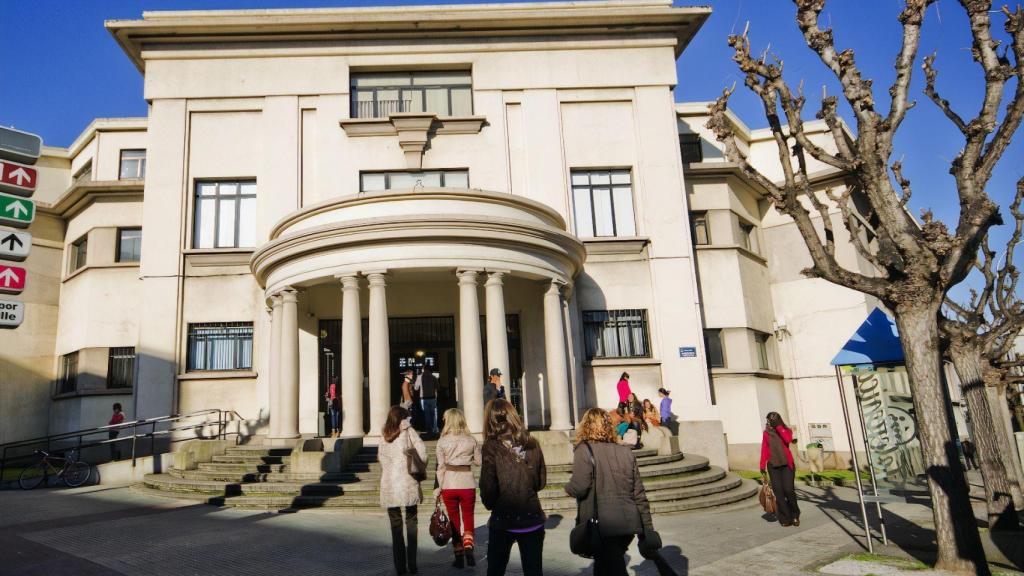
left=0, top=193, right=34, bottom=228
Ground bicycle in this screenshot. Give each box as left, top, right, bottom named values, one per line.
left=18, top=449, right=92, bottom=490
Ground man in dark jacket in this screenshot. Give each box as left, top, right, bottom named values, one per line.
left=483, top=367, right=505, bottom=407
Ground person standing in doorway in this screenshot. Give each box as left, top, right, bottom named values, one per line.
left=565, top=408, right=661, bottom=576
left=657, top=388, right=674, bottom=435
left=483, top=367, right=505, bottom=407
left=379, top=405, right=427, bottom=575
left=108, top=403, right=125, bottom=461
left=434, top=408, right=481, bottom=568
left=416, top=368, right=439, bottom=436
left=759, top=411, right=800, bottom=527
left=616, top=372, right=631, bottom=404
left=480, top=399, right=547, bottom=576
left=325, top=380, right=340, bottom=437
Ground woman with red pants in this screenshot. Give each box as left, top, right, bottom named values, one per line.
left=435, top=407, right=482, bottom=567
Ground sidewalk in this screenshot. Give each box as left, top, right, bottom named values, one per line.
left=0, top=479, right=1020, bottom=575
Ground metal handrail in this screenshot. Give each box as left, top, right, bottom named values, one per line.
left=0, top=408, right=246, bottom=484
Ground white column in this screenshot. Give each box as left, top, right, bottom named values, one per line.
left=485, top=271, right=510, bottom=382
left=340, top=274, right=365, bottom=438
left=268, top=294, right=283, bottom=439
left=458, top=270, right=485, bottom=434
left=544, top=279, right=571, bottom=431
left=278, top=289, right=301, bottom=439
left=367, top=271, right=391, bottom=438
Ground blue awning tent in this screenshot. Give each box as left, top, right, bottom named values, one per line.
left=830, top=307, right=905, bottom=367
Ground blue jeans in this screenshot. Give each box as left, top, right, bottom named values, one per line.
left=421, top=398, right=438, bottom=433
left=328, top=404, right=340, bottom=433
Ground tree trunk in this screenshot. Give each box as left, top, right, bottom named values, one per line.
left=895, top=305, right=989, bottom=575
left=990, top=382, right=1024, bottom=511
left=948, top=344, right=1020, bottom=530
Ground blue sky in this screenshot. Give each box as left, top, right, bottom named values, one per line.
left=1, top=0, right=1021, bottom=299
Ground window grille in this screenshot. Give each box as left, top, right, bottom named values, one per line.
left=69, top=235, right=88, bottom=273
left=692, top=213, right=710, bottom=245
left=582, top=309, right=650, bottom=359
left=754, top=332, right=770, bottom=370
left=680, top=134, right=703, bottom=163
left=107, top=347, right=135, bottom=389
left=186, top=322, right=254, bottom=371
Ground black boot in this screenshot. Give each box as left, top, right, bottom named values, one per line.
left=465, top=548, right=475, bottom=567
left=452, top=550, right=465, bottom=569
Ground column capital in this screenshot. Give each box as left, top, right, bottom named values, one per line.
left=545, top=278, right=567, bottom=296
left=366, top=271, right=389, bottom=286
left=456, top=269, right=481, bottom=284
left=337, top=274, right=361, bottom=290
left=279, top=288, right=299, bottom=303
left=485, top=270, right=511, bottom=285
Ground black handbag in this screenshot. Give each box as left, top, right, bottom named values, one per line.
left=405, top=431, right=427, bottom=482
left=569, top=442, right=602, bottom=558
left=429, top=495, right=452, bottom=546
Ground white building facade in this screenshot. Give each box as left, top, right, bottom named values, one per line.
left=2, top=1, right=913, bottom=469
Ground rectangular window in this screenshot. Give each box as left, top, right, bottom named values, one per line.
left=360, top=170, right=469, bottom=192
left=118, top=149, right=146, bottom=180
left=705, top=329, right=725, bottom=368
left=193, top=180, right=257, bottom=249
left=692, top=212, right=710, bottom=245
left=69, top=234, right=88, bottom=274
left=754, top=332, right=770, bottom=370
left=73, top=161, right=92, bottom=184
left=186, top=322, right=254, bottom=371
left=739, top=221, right=759, bottom=253
left=680, top=134, right=703, bottom=163
left=107, top=347, right=135, bottom=389
left=571, top=169, right=636, bottom=238
left=116, top=228, right=142, bottom=263
left=582, top=309, right=650, bottom=359
left=351, top=71, right=473, bottom=118
left=58, top=352, right=79, bottom=394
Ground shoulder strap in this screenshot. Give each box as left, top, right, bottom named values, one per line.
left=583, top=441, right=599, bottom=521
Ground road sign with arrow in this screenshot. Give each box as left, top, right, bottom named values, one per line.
left=0, top=193, right=34, bottom=228
left=0, top=229, right=30, bottom=261
left=0, top=160, right=37, bottom=197
left=0, top=264, right=25, bottom=294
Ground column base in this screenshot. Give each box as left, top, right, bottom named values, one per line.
left=267, top=435, right=301, bottom=447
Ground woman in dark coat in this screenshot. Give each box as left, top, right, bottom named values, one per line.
left=565, top=408, right=661, bottom=576
left=759, top=411, right=800, bottom=526
left=479, top=399, right=547, bottom=576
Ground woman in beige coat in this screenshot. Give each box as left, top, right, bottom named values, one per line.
left=434, top=408, right=482, bottom=567
left=379, top=405, right=427, bottom=575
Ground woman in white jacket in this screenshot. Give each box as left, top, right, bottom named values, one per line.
left=434, top=408, right=482, bottom=568
left=379, top=405, right=427, bottom=575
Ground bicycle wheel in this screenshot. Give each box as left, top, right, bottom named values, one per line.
left=18, top=461, right=47, bottom=490
left=63, top=461, right=91, bottom=488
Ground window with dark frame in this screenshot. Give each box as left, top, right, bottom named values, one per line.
left=739, top=221, right=759, bottom=253
left=754, top=332, right=770, bottom=370
left=571, top=169, right=637, bottom=238
left=680, top=133, right=703, bottom=163
left=360, top=170, right=469, bottom=192
left=351, top=71, right=473, bottom=118
left=582, top=309, right=650, bottom=359
left=118, top=149, right=146, bottom=180
left=193, top=180, right=257, bottom=249
left=107, top=347, right=135, bottom=389
left=704, top=329, right=725, bottom=368
left=58, top=352, right=79, bottom=394
left=186, top=322, right=254, bottom=371
left=69, top=234, right=88, bottom=274
left=692, top=212, right=710, bottom=245
left=116, top=228, right=142, bottom=263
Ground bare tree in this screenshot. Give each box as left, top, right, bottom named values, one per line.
left=942, top=177, right=1024, bottom=530
left=706, top=1, right=1024, bottom=573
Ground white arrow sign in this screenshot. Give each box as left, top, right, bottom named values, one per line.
left=9, top=167, right=31, bottom=186
left=0, top=229, right=30, bottom=261
left=5, top=200, right=28, bottom=219
left=0, top=267, right=19, bottom=288
left=0, top=298, right=23, bottom=328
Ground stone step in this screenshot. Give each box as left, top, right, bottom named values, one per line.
left=649, top=478, right=760, bottom=513
left=197, top=462, right=289, bottom=474
left=211, top=454, right=287, bottom=465
left=224, top=446, right=293, bottom=457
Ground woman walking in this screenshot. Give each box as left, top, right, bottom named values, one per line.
left=379, top=405, right=427, bottom=574
left=759, top=411, right=800, bottom=527
left=434, top=408, right=482, bottom=568
left=479, top=399, right=547, bottom=576
left=565, top=408, right=660, bottom=576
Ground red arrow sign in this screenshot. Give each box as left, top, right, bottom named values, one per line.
left=0, top=160, right=37, bottom=196
left=0, top=264, right=25, bottom=294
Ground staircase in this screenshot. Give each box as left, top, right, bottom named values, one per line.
left=138, top=440, right=758, bottom=513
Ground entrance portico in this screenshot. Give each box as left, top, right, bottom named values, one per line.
left=251, top=188, right=586, bottom=438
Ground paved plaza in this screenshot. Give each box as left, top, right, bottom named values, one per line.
left=2, top=478, right=1020, bottom=576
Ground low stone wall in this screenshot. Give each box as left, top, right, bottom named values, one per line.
left=679, top=420, right=728, bottom=470
left=94, top=452, right=176, bottom=485
left=173, top=439, right=232, bottom=471
left=289, top=436, right=363, bottom=476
